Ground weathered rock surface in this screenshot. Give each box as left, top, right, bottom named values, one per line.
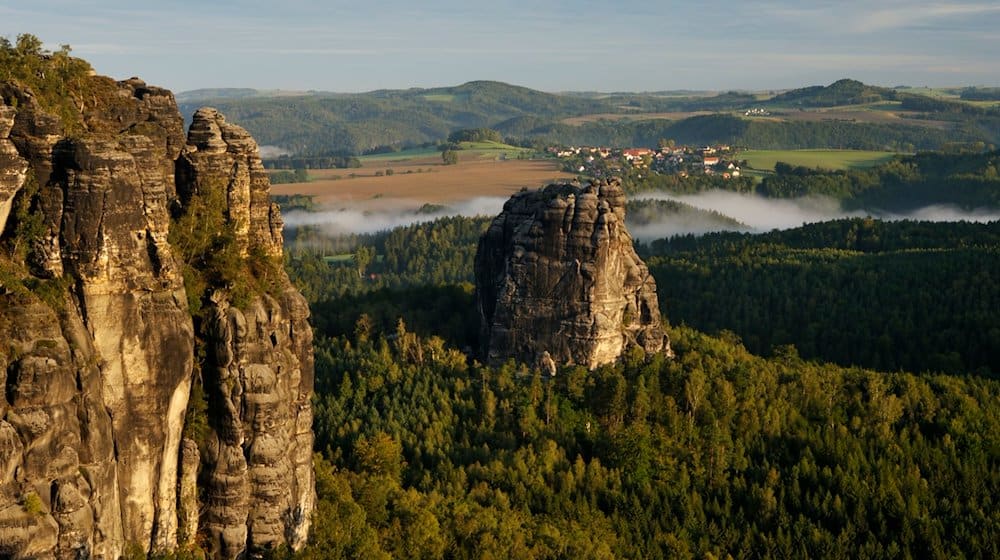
left=177, top=108, right=284, bottom=260
left=0, top=73, right=313, bottom=559
left=0, top=104, right=28, bottom=233
left=179, top=109, right=314, bottom=558
left=476, top=179, right=668, bottom=369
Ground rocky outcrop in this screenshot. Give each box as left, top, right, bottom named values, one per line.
left=177, top=108, right=284, bottom=260
left=0, top=71, right=313, bottom=559
left=179, top=109, right=314, bottom=558
left=476, top=179, right=668, bottom=370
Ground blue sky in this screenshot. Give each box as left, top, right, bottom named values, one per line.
left=4, top=1, right=999, bottom=93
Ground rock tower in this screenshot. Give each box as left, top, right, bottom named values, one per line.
left=475, top=179, right=668, bottom=370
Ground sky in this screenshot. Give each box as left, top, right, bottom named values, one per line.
left=4, top=1, right=999, bottom=93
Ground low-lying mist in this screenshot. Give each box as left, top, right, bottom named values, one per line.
left=630, top=191, right=1000, bottom=240
left=283, top=190, right=1000, bottom=240
left=259, top=145, right=292, bottom=158
left=283, top=197, right=510, bottom=235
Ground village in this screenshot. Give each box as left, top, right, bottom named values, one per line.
left=549, top=143, right=745, bottom=180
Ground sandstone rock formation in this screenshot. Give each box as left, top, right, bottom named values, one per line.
left=0, top=70, right=313, bottom=559
left=476, top=179, right=668, bottom=370
left=178, top=109, right=314, bottom=558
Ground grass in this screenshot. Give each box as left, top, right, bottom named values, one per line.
left=741, top=149, right=899, bottom=171
left=358, top=141, right=533, bottom=164
left=459, top=141, right=533, bottom=158
left=422, top=94, right=456, bottom=103
left=359, top=147, right=442, bottom=163
left=893, top=87, right=958, bottom=98
left=959, top=100, right=1000, bottom=109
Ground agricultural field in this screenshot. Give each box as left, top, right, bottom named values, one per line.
left=271, top=155, right=573, bottom=211
left=740, top=149, right=900, bottom=171
left=358, top=140, right=533, bottom=163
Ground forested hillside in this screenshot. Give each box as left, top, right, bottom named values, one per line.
left=278, top=212, right=1000, bottom=559
left=756, top=150, right=1000, bottom=210
left=178, top=81, right=609, bottom=155
left=765, top=79, right=898, bottom=107
left=180, top=80, right=1000, bottom=155
left=295, top=322, right=1000, bottom=559
left=286, top=215, right=999, bottom=379
left=643, top=219, right=1000, bottom=376
left=508, top=114, right=989, bottom=153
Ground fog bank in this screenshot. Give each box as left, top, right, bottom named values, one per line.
left=282, top=197, right=509, bottom=235
left=283, top=190, right=1000, bottom=239
left=632, top=190, right=1000, bottom=237
left=259, top=145, right=292, bottom=158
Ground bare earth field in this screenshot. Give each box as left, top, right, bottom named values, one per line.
left=271, top=157, right=574, bottom=211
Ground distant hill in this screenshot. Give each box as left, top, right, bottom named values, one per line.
left=176, top=88, right=270, bottom=103
left=960, top=87, right=1000, bottom=101
left=179, top=79, right=998, bottom=155
left=767, top=79, right=898, bottom=107
left=178, top=80, right=611, bottom=155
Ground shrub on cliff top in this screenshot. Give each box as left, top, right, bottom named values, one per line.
left=0, top=34, right=96, bottom=132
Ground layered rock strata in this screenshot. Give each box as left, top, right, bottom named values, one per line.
left=476, top=179, right=668, bottom=370
left=179, top=109, right=314, bottom=558
left=0, top=74, right=313, bottom=559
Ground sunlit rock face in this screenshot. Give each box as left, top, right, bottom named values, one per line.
left=475, top=178, right=669, bottom=370
left=0, top=75, right=313, bottom=559
left=180, top=108, right=314, bottom=559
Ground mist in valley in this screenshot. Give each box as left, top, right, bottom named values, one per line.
left=629, top=191, right=1000, bottom=240
left=282, top=196, right=510, bottom=235
left=283, top=190, right=1000, bottom=242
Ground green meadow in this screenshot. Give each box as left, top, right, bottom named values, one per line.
left=741, top=149, right=899, bottom=171
left=358, top=141, right=533, bottom=163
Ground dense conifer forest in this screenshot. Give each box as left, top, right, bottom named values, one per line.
left=277, top=210, right=1000, bottom=558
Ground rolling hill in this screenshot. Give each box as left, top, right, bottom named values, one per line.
left=179, top=79, right=999, bottom=156
left=765, top=78, right=898, bottom=107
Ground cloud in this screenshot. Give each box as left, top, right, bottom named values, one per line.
left=850, top=3, right=1000, bottom=32
left=764, top=1, right=1000, bottom=34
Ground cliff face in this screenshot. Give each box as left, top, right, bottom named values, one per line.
left=475, top=179, right=668, bottom=370
left=178, top=109, right=314, bottom=558
left=0, top=71, right=313, bottom=559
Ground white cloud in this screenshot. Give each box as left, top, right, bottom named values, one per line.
left=851, top=3, right=1000, bottom=32
left=763, top=1, right=1000, bottom=34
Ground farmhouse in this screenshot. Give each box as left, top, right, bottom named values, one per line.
left=622, top=148, right=653, bottom=161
